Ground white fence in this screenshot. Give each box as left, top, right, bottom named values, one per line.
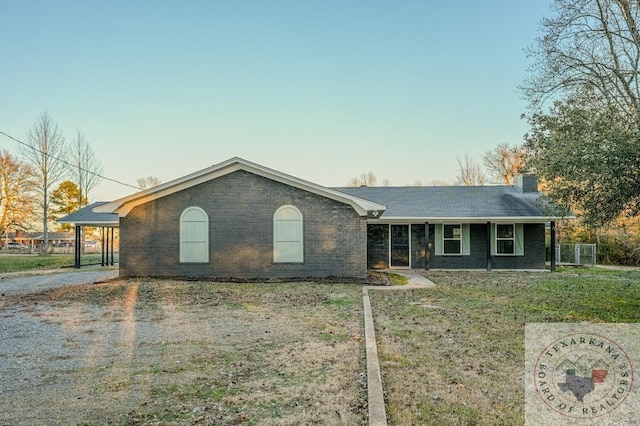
left=555, top=244, right=597, bottom=266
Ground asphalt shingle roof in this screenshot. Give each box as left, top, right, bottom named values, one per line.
left=333, top=186, right=553, bottom=219
left=57, top=201, right=119, bottom=226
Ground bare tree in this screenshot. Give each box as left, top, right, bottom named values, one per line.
left=136, top=176, right=162, bottom=190
left=347, top=171, right=380, bottom=187
left=482, top=143, right=526, bottom=185
left=20, top=111, right=67, bottom=254
left=428, top=179, right=450, bottom=186
left=456, top=155, right=486, bottom=186
left=521, top=0, right=640, bottom=118
left=0, top=150, right=36, bottom=240
left=70, top=130, right=103, bottom=208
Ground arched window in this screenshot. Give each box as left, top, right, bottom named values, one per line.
left=180, top=207, right=209, bottom=263
left=273, top=205, right=303, bottom=263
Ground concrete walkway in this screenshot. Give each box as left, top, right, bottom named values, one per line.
left=362, top=271, right=435, bottom=425
left=386, top=271, right=436, bottom=288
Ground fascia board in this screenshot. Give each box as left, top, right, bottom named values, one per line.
left=56, top=220, right=119, bottom=226
left=95, top=166, right=239, bottom=217
left=367, top=216, right=565, bottom=224
left=94, top=158, right=387, bottom=217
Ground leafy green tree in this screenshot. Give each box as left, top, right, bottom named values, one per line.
left=524, top=95, right=640, bottom=227
left=521, top=1, right=640, bottom=227
left=50, top=180, right=87, bottom=231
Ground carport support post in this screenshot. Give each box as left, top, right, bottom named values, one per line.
left=105, top=227, right=110, bottom=266
left=74, top=225, right=81, bottom=268
left=101, top=227, right=106, bottom=266
left=424, top=222, right=430, bottom=270
left=550, top=221, right=556, bottom=271
left=110, top=227, right=114, bottom=265
left=486, top=222, right=492, bottom=271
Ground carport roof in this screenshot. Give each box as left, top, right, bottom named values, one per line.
left=57, top=202, right=119, bottom=227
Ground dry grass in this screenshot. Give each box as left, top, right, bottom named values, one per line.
left=6, top=269, right=636, bottom=425
left=0, top=280, right=367, bottom=425
left=369, top=269, right=640, bottom=425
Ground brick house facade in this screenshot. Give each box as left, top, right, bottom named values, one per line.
left=119, top=170, right=368, bottom=278
left=94, top=158, right=561, bottom=278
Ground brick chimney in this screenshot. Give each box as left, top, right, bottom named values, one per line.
left=515, top=174, right=538, bottom=193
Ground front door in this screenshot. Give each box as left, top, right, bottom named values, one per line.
left=390, top=224, right=410, bottom=267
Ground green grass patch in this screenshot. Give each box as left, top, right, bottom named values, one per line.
left=324, top=292, right=355, bottom=307
left=388, top=273, right=409, bottom=286
left=0, top=254, right=109, bottom=273
left=370, top=269, right=640, bottom=425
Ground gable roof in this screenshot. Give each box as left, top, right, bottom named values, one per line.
left=334, top=185, right=560, bottom=222
left=94, top=157, right=387, bottom=217
left=57, top=201, right=120, bottom=226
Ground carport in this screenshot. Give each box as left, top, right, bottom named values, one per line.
left=57, top=202, right=119, bottom=268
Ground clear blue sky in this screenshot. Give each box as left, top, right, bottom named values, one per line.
left=1, top=0, right=551, bottom=201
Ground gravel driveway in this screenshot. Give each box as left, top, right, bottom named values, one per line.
left=0, top=267, right=118, bottom=295
left=0, top=278, right=366, bottom=425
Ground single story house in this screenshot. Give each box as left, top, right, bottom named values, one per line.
left=93, top=157, right=563, bottom=279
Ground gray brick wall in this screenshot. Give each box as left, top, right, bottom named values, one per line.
left=429, top=223, right=546, bottom=269
left=120, top=170, right=367, bottom=279
left=366, top=223, right=547, bottom=270
left=491, top=223, right=546, bottom=269
left=367, top=224, right=389, bottom=269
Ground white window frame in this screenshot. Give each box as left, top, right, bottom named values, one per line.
left=442, top=223, right=462, bottom=255
left=495, top=223, right=516, bottom=256
left=273, top=205, right=303, bottom=263
left=179, top=206, right=209, bottom=263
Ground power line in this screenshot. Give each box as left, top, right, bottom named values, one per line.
left=0, top=130, right=141, bottom=191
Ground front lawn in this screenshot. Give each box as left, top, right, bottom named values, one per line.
left=0, top=280, right=366, bottom=425
left=0, top=254, right=109, bottom=273
left=370, top=269, right=640, bottom=425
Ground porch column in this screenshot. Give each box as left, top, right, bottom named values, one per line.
left=424, top=222, right=430, bottom=271
left=550, top=221, right=556, bottom=271
left=74, top=225, right=81, bottom=268
left=486, top=222, right=492, bottom=271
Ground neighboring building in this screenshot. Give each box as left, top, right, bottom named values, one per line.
left=93, top=157, right=562, bottom=279
left=1, top=231, right=74, bottom=251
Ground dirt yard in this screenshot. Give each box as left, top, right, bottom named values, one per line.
left=0, top=279, right=367, bottom=425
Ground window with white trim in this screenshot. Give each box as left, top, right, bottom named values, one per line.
left=443, top=224, right=462, bottom=255
left=273, top=205, right=303, bottom=263
left=496, top=224, right=515, bottom=255
left=180, top=207, right=209, bottom=263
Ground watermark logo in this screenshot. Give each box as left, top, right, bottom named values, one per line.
left=526, top=324, right=639, bottom=425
